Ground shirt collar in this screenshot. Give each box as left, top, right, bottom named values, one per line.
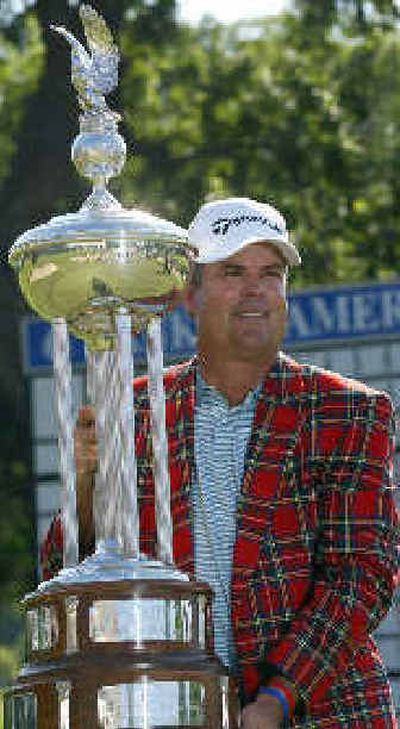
left=196, top=367, right=262, bottom=410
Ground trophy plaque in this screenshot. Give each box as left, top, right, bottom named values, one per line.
left=5, top=6, right=239, bottom=728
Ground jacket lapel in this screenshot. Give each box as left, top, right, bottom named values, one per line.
left=164, top=359, right=197, bottom=575
left=232, top=353, right=308, bottom=574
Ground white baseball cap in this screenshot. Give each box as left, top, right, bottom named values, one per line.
left=188, top=197, right=301, bottom=266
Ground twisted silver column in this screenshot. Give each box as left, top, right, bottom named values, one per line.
left=116, top=313, right=139, bottom=555
left=86, top=316, right=138, bottom=557
left=86, top=349, right=112, bottom=549
left=96, top=327, right=138, bottom=555
left=101, top=349, right=121, bottom=547
left=146, top=319, right=173, bottom=564
left=52, top=318, right=79, bottom=568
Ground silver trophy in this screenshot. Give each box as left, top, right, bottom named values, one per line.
left=6, top=6, right=238, bottom=728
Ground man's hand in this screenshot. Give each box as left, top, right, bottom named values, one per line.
left=74, top=405, right=97, bottom=476
left=240, top=693, right=283, bottom=729
left=74, top=405, right=97, bottom=559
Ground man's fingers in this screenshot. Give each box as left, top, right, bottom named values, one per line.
left=76, top=404, right=96, bottom=429
left=241, top=695, right=282, bottom=729
left=74, top=405, right=97, bottom=474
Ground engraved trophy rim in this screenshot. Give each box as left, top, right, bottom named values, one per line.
left=9, top=205, right=191, bottom=262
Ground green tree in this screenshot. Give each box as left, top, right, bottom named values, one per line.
left=294, top=0, right=399, bottom=30
left=335, top=28, right=400, bottom=278
left=0, top=14, right=43, bottom=201
left=0, top=14, right=43, bottom=629
left=117, top=8, right=400, bottom=285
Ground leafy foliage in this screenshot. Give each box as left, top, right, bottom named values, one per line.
left=0, top=376, right=34, bottom=684
left=0, top=14, right=43, bottom=186
left=118, top=9, right=400, bottom=285
left=0, top=14, right=42, bottom=657
left=294, top=0, right=400, bottom=31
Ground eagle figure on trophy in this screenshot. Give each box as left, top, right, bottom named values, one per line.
left=51, top=4, right=119, bottom=114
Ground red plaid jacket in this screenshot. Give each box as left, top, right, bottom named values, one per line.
left=136, top=353, right=399, bottom=727
left=42, top=353, right=399, bottom=728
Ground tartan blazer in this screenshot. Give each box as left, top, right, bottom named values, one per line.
left=41, top=352, right=399, bottom=727
left=134, top=353, right=399, bottom=729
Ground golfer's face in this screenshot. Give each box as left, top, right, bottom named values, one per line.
left=194, top=242, right=288, bottom=363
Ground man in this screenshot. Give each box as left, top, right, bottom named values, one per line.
left=42, top=197, right=399, bottom=728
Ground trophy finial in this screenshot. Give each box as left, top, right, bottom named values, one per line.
left=51, top=5, right=125, bottom=210
left=51, top=4, right=119, bottom=114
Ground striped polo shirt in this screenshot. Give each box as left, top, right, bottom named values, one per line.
left=192, top=371, right=260, bottom=671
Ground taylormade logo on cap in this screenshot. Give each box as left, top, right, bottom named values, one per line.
left=211, top=213, right=285, bottom=237
left=188, top=197, right=301, bottom=266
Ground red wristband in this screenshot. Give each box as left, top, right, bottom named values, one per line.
left=264, top=677, right=297, bottom=717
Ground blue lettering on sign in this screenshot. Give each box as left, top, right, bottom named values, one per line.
left=284, top=282, right=400, bottom=344
left=23, top=282, right=400, bottom=372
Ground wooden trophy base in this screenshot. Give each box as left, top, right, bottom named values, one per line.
left=4, top=553, right=240, bottom=729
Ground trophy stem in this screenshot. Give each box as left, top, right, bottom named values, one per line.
left=86, top=348, right=111, bottom=548
left=85, top=346, right=97, bottom=405
left=146, top=318, right=173, bottom=564
left=115, top=312, right=139, bottom=555
left=52, top=318, right=79, bottom=568
left=90, top=316, right=139, bottom=556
